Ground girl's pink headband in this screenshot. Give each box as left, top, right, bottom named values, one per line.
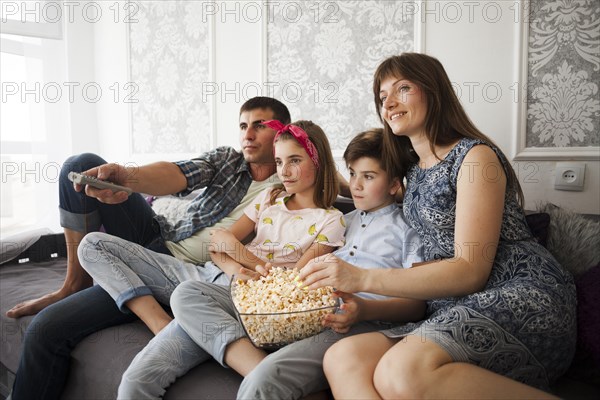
left=263, top=120, right=319, bottom=169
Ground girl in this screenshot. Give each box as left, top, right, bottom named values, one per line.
left=117, top=120, right=346, bottom=399
left=205, top=119, right=343, bottom=279
left=299, top=53, right=576, bottom=399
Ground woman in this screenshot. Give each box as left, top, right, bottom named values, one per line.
left=299, top=53, right=575, bottom=399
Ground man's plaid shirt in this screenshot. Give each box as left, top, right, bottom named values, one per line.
left=155, top=146, right=254, bottom=242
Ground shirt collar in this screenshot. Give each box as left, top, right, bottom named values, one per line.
left=237, top=158, right=251, bottom=174
left=357, top=203, right=399, bottom=218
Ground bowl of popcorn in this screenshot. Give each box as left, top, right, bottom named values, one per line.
left=230, top=267, right=338, bottom=349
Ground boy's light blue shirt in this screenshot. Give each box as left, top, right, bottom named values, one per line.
left=334, top=203, right=424, bottom=300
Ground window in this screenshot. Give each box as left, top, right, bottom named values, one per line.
left=1, top=1, right=68, bottom=236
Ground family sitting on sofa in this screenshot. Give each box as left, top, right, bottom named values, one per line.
left=6, top=53, right=575, bottom=400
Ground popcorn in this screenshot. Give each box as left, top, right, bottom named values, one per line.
left=231, top=267, right=337, bottom=347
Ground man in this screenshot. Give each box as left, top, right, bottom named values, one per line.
left=8, top=97, right=291, bottom=399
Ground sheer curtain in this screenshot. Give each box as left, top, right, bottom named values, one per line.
left=1, top=2, right=71, bottom=236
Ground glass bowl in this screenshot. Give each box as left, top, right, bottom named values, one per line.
left=230, top=271, right=338, bottom=350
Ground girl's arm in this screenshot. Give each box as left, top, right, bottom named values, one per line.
left=209, top=215, right=263, bottom=271
left=209, top=252, right=244, bottom=278
left=300, top=145, right=506, bottom=299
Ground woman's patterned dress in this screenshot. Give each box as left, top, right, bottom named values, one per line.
left=381, top=138, right=576, bottom=390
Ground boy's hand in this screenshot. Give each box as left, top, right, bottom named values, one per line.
left=322, top=291, right=362, bottom=333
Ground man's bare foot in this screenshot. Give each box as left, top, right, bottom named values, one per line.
left=7, top=228, right=95, bottom=318
left=6, top=285, right=88, bottom=318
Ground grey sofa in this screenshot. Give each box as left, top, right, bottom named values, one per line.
left=0, top=252, right=244, bottom=400
left=1, top=201, right=598, bottom=399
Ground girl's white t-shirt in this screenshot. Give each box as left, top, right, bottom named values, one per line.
left=243, top=188, right=346, bottom=268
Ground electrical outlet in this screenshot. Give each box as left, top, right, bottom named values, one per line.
left=554, top=162, right=585, bottom=191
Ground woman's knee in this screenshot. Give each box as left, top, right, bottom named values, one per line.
left=373, top=350, right=420, bottom=399
left=323, top=337, right=364, bottom=378
left=373, top=337, right=450, bottom=399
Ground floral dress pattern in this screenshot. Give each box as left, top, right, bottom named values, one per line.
left=381, top=138, right=576, bottom=390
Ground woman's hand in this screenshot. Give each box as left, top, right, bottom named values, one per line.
left=322, top=291, right=362, bottom=333
left=299, top=255, right=365, bottom=293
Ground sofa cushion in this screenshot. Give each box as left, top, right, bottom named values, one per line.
left=524, top=212, right=550, bottom=247
left=536, top=203, right=600, bottom=277
left=564, top=264, right=600, bottom=388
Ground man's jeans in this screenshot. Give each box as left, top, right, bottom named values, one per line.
left=11, top=153, right=166, bottom=400
left=58, top=153, right=159, bottom=246
left=11, top=286, right=136, bottom=399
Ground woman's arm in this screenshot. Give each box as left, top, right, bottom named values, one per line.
left=358, top=296, right=426, bottom=322
left=301, top=145, right=506, bottom=299
left=295, top=243, right=337, bottom=270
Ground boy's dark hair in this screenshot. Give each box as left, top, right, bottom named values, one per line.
left=240, top=97, right=291, bottom=125
left=343, top=129, right=403, bottom=179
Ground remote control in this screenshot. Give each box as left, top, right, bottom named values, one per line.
left=68, top=171, right=133, bottom=195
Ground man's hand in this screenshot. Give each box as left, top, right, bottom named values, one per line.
left=75, top=163, right=131, bottom=204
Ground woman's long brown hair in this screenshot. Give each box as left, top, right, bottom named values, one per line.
left=374, top=53, right=524, bottom=206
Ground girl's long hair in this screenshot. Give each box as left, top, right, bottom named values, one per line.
left=374, top=53, right=524, bottom=206
left=270, top=120, right=339, bottom=208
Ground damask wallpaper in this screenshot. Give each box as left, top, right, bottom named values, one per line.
left=526, top=0, right=600, bottom=148
left=267, top=0, right=415, bottom=152
left=129, top=1, right=212, bottom=154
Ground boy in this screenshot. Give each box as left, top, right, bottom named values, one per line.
left=171, top=128, right=425, bottom=400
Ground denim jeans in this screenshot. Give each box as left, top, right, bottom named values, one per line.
left=58, top=153, right=159, bottom=246
left=11, top=286, right=136, bottom=400
left=79, top=232, right=228, bottom=312
left=11, top=153, right=167, bottom=400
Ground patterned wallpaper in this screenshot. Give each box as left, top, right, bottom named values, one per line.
left=267, top=0, right=415, bottom=152
left=128, top=1, right=416, bottom=155
left=526, top=0, right=600, bottom=148
left=129, top=1, right=212, bottom=154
